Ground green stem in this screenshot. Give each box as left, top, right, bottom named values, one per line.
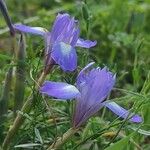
left=47, top=128, right=78, bottom=150
left=2, top=71, right=47, bottom=150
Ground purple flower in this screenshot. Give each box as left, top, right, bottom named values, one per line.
left=39, top=62, right=142, bottom=128
left=13, top=13, right=97, bottom=72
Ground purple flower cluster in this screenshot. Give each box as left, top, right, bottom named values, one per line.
left=14, top=13, right=142, bottom=128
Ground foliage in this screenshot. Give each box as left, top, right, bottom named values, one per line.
left=0, top=0, right=150, bottom=149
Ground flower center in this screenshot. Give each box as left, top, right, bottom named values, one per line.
left=60, top=42, right=72, bottom=56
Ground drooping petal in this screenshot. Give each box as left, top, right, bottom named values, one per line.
left=40, top=81, right=80, bottom=100
left=51, top=42, right=77, bottom=71
left=14, top=24, right=48, bottom=36
left=104, top=101, right=142, bottom=123
left=76, top=38, right=97, bottom=48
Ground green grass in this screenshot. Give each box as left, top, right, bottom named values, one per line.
left=0, top=0, right=150, bottom=149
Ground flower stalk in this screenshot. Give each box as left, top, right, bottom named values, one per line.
left=47, top=127, right=78, bottom=150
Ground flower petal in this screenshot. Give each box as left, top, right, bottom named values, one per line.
left=14, top=24, right=48, bottom=36
left=40, top=81, right=80, bottom=100
left=51, top=42, right=77, bottom=71
left=73, top=100, right=103, bottom=127
left=74, top=66, right=116, bottom=127
left=76, top=38, right=97, bottom=48
left=77, top=62, right=95, bottom=86
left=104, top=101, right=142, bottom=123
left=50, top=13, right=70, bottom=43
left=70, top=29, right=80, bottom=46
left=50, top=13, right=79, bottom=46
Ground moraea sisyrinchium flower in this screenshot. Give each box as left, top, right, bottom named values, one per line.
left=14, top=13, right=97, bottom=72
left=39, top=62, right=142, bottom=128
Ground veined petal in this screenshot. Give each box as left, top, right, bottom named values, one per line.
left=51, top=42, right=77, bottom=71
left=73, top=66, right=116, bottom=127
left=70, top=29, right=80, bottom=46
left=104, top=101, right=142, bottom=123
left=78, top=62, right=95, bottom=76
left=74, top=100, right=103, bottom=127
left=14, top=24, right=48, bottom=36
left=77, top=62, right=95, bottom=87
left=50, top=13, right=71, bottom=43
left=76, top=38, right=97, bottom=48
left=40, top=81, right=80, bottom=99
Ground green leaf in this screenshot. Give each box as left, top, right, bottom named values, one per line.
left=35, top=128, right=43, bottom=144
left=104, top=133, right=136, bottom=150
left=130, top=127, right=150, bottom=136
left=14, top=143, right=41, bottom=148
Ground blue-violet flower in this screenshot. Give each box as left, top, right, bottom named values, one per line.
left=14, top=13, right=97, bottom=72
left=40, top=62, right=142, bottom=128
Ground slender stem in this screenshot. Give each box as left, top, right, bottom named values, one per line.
left=47, top=127, right=78, bottom=150
left=0, top=0, right=15, bottom=36
left=2, top=71, right=47, bottom=150
left=38, top=71, right=47, bottom=86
